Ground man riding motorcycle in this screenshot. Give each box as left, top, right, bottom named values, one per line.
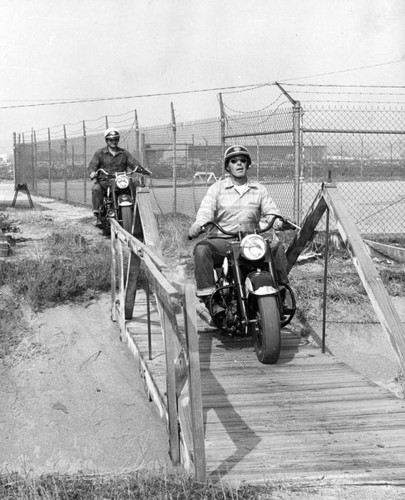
left=188, top=145, right=289, bottom=322
left=88, top=128, right=150, bottom=225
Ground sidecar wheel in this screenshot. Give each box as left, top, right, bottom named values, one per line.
left=121, top=206, right=133, bottom=234
left=253, top=296, right=281, bottom=364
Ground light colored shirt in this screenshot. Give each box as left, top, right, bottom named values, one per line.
left=195, top=176, right=281, bottom=237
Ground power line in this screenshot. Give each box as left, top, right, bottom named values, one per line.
left=279, top=58, right=404, bottom=83
left=1, top=58, right=404, bottom=111
left=0, top=83, right=265, bottom=110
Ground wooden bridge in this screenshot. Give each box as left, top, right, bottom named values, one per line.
left=110, top=184, right=405, bottom=486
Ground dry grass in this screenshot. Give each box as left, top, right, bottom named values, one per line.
left=0, top=470, right=263, bottom=500
left=0, top=229, right=111, bottom=311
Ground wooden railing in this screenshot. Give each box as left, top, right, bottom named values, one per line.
left=286, top=182, right=405, bottom=367
left=109, top=188, right=206, bottom=480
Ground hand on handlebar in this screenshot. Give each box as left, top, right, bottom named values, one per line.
left=274, top=217, right=300, bottom=232
left=188, top=222, right=202, bottom=239
left=134, top=165, right=152, bottom=176
left=89, top=171, right=97, bottom=180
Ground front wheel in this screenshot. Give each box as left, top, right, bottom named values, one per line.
left=121, top=206, right=133, bottom=234
left=253, top=296, right=281, bottom=364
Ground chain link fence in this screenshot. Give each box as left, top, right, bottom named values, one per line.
left=13, top=84, right=405, bottom=236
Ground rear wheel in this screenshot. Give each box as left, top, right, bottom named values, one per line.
left=121, top=206, right=133, bottom=234
left=253, top=296, right=281, bottom=364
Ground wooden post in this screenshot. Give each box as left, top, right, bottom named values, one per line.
left=125, top=253, right=141, bottom=320
left=183, top=283, right=206, bottom=481
left=286, top=186, right=327, bottom=272
left=111, top=229, right=117, bottom=322
left=160, top=302, right=181, bottom=464
left=116, top=236, right=127, bottom=342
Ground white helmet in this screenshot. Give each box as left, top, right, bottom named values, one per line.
left=224, top=145, right=251, bottom=170
left=104, top=128, right=120, bottom=141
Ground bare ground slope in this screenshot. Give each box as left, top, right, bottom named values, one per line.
left=0, top=183, right=172, bottom=474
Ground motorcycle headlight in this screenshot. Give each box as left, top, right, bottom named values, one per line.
left=116, top=175, right=129, bottom=189
left=240, top=234, right=266, bottom=260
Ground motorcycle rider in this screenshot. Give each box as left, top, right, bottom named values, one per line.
left=88, top=128, right=150, bottom=224
left=188, top=144, right=289, bottom=321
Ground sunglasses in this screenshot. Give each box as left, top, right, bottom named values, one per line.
left=229, top=157, right=248, bottom=164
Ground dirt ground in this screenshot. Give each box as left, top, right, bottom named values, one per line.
left=0, top=183, right=173, bottom=475
left=1, top=182, right=405, bottom=498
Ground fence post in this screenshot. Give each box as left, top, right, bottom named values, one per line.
left=48, top=128, right=52, bottom=196
left=135, top=110, right=140, bottom=158
left=83, top=121, right=87, bottom=204
left=218, top=92, right=225, bottom=176
left=105, top=116, right=109, bottom=129
left=140, top=133, right=146, bottom=166
left=19, top=134, right=23, bottom=184
left=255, top=137, right=260, bottom=180
left=33, top=130, right=37, bottom=193
left=31, top=128, right=35, bottom=192
left=21, top=134, right=25, bottom=185
left=63, top=124, right=68, bottom=202
left=13, top=132, right=17, bottom=187
left=204, top=138, right=208, bottom=182
left=171, top=102, right=177, bottom=213
left=293, top=101, right=303, bottom=224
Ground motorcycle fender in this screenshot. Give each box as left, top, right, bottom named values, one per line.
left=245, top=271, right=278, bottom=296
left=117, top=194, right=133, bottom=207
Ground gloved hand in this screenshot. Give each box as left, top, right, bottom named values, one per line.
left=135, top=165, right=152, bottom=176
left=89, top=171, right=97, bottom=180
left=273, top=218, right=284, bottom=231
left=188, top=222, right=202, bottom=239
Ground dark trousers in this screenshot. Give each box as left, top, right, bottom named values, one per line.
left=91, top=180, right=109, bottom=212
left=193, top=237, right=288, bottom=297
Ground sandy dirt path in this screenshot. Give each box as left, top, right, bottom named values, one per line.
left=0, top=182, right=173, bottom=474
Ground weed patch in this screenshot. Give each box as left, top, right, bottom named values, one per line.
left=0, top=471, right=262, bottom=500
left=0, top=230, right=111, bottom=310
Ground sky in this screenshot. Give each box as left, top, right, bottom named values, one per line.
left=1, top=0, right=405, bottom=154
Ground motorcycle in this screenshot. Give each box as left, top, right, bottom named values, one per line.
left=192, top=215, right=299, bottom=364
left=95, top=167, right=150, bottom=236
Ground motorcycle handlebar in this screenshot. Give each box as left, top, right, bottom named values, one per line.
left=188, top=215, right=300, bottom=240
left=94, top=166, right=151, bottom=178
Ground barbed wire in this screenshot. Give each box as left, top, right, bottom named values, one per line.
left=287, top=90, right=405, bottom=97
left=222, top=93, right=286, bottom=115
left=303, top=100, right=405, bottom=107
left=283, top=83, right=405, bottom=89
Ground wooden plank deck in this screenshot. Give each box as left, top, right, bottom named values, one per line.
left=126, top=292, right=405, bottom=486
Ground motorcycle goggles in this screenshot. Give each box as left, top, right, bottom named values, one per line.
left=115, top=173, right=130, bottom=189
left=240, top=234, right=266, bottom=260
